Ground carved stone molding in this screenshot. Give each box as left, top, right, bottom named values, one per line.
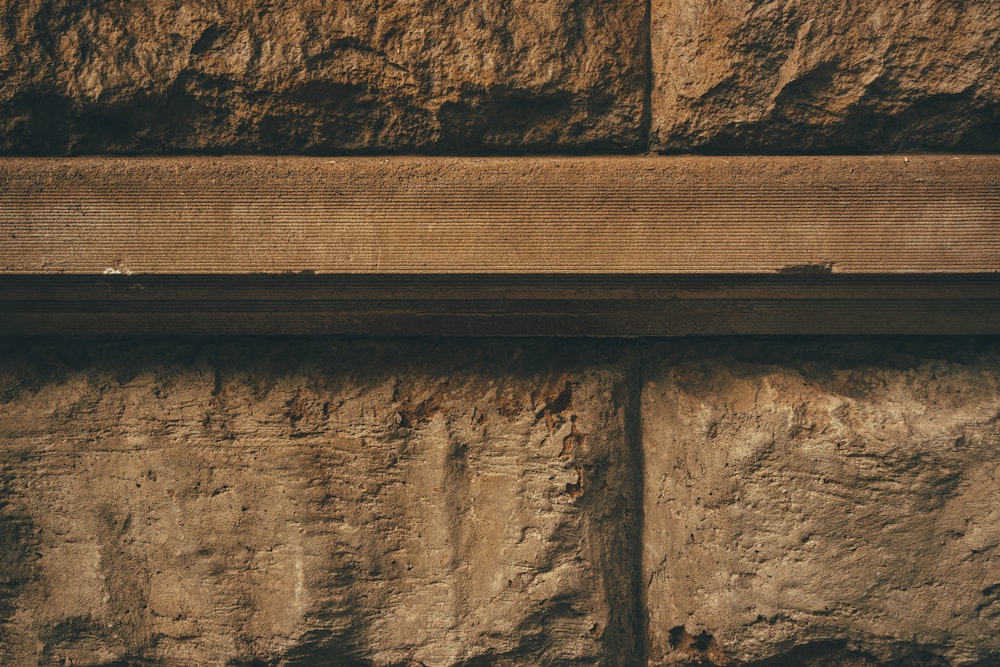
left=2, top=156, right=998, bottom=335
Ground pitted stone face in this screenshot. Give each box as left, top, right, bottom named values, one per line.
left=2, top=338, right=1000, bottom=664
left=0, top=338, right=641, bottom=666
left=641, top=339, right=1000, bottom=666
left=0, top=0, right=646, bottom=154
left=650, top=0, right=1000, bottom=152
left=3, top=0, right=998, bottom=154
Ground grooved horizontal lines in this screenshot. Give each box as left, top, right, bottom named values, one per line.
left=2, top=155, right=998, bottom=274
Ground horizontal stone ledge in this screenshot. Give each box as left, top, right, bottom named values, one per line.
left=2, top=155, right=998, bottom=335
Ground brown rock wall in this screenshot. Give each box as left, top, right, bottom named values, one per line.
left=3, top=338, right=1000, bottom=665
left=650, top=0, right=1000, bottom=152
left=0, top=339, right=641, bottom=666
left=0, top=0, right=645, bottom=154
left=4, top=0, right=1000, bottom=153
left=642, top=339, right=1000, bottom=665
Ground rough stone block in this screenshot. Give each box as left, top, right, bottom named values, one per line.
left=651, top=0, right=1000, bottom=152
left=0, top=0, right=645, bottom=154
left=642, top=340, right=1000, bottom=665
left=0, top=339, right=641, bottom=665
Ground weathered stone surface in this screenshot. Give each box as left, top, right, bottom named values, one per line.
left=0, top=339, right=641, bottom=665
left=643, top=340, right=1000, bottom=665
left=651, top=0, right=1000, bottom=152
left=0, top=0, right=645, bottom=154
left=6, top=336, right=1000, bottom=665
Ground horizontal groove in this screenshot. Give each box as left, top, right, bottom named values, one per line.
left=2, top=274, right=999, bottom=335
left=3, top=274, right=1000, bottom=300
left=4, top=307, right=999, bottom=336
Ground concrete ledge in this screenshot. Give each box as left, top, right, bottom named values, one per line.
left=2, top=156, right=998, bottom=334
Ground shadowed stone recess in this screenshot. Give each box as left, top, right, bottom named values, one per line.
left=0, top=0, right=645, bottom=154
left=643, top=339, right=1000, bottom=666
left=651, top=0, right=1000, bottom=152
left=0, top=338, right=641, bottom=666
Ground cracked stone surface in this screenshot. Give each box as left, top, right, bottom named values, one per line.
left=651, top=0, right=1000, bottom=152
left=642, top=339, right=1000, bottom=666
left=0, top=0, right=645, bottom=154
left=0, top=338, right=641, bottom=666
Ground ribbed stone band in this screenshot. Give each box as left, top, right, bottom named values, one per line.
left=2, top=156, right=998, bottom=334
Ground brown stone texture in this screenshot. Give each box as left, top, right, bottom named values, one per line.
left=0, top=0, right=645, bottom=155
left=5, top=336, right=1000, bottom=665
left=643, top=339, right=1000, bottom=665
left=0, top=339, right=641, bottom=666
left=651, top=0, right=1000, bottom=152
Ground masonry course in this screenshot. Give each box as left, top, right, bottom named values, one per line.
left=3, top=0, right=999, bottom=154
left=1, top=338, right=998, bottom=665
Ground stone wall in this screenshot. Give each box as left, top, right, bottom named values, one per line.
left=2, top=1, right=999, bottom=665
left=1, top=0, right=998, bottom=154
left=1, top=338, right=998, bottom=666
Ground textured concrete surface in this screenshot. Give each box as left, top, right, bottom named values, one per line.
left=0, top=0, right=645, bottom=154
left=651, top=0, right=1000, bottom=152
left=0, top=339, right=641, bottom=666
left=643, top=339, right=1000, bottom=666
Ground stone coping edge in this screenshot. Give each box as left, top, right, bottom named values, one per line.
left=1, top=156, right=998, bottom=335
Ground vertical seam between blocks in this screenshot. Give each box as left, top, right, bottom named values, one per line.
left=627, top=343, right=648, bottom=665
left=641, top=0, right=654, bottom=152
